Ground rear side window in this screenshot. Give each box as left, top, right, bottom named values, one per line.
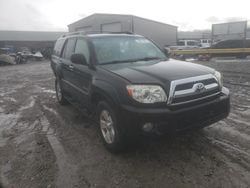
left=53, top=38, right=65, bottom=56
left=187, top=41, right=196, bottom=46
left=74, top=38, right=90, bottom=64
left=177, top=41, right=185, bottom=46
left=62, top=38, right=76, bottom=60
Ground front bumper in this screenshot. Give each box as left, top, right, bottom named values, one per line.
left=120, top=87, right=230, bottom=134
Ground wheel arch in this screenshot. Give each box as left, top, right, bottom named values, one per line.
left=90, top=80, right=121, bottom=111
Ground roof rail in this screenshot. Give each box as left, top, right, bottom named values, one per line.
left=60, top=31, right=134, bottom=37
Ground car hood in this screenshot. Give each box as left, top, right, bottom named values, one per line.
left=100, top=59, right=215, bottom=85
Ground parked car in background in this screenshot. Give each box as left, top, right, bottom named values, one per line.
left=170, top=40, right=200, bottom=60
left=171, top=40, right=200, bottom=50
left=200, top=39, right=211, bottom=48
left=51, top=32, right=230, bottom=152
left=206, top=39, right=250, bottom=59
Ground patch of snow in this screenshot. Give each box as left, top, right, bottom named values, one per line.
left=19, top=96, right=35, bottom=111
left=42, top=89, right=56, bottom=94
left=43, top=105, right=58, bottom=115
left=4, top=97, right=17, bottom=102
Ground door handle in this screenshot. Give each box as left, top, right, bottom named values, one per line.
left=69, top=64, right=74, bottom=70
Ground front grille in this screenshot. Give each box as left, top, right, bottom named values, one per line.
left=175, top=78, right=216, bottom=91
left=172, top=87, right=220, bottom=104
left=168, top=74, right=221, bottom=106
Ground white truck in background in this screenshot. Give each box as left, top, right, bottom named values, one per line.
left=170, top=40, right=200, bottom=50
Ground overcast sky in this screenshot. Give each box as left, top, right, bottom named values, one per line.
left=0, top=0, right=249, bottom=31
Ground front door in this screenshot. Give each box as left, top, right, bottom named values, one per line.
left=70, top=37, right=92, bottom=108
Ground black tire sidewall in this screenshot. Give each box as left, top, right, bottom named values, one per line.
left=55, top=78, right=67, bottom=105
left=97, top=101, right=125, bottom=152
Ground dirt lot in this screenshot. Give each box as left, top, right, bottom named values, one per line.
left=0, top=60, right=250, bottom=188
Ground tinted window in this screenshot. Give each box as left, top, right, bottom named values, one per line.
left=63, top=38, right=76, bottom=60
left=187, top=41, right=197, bottom=46
left=74, top=38, right=90, bottom=64
left=177, top=41, right=185, bottom=45
left=53, top=38, right=65, bottom=56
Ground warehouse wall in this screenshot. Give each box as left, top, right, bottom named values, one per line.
left=68, top=14, right=177, bottom=48
left=68, top=14, right=133, bottom=32
left=133, top=16, right=177, bottom=48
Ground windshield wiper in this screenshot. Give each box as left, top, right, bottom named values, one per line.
left=101, top=59, right=137, bottom=65
left=101, top=57, right=166, bottom=65
left=133, top=57, right=166, bottom=62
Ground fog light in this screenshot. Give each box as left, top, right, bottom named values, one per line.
left=142, top=123, right=154, bottom=132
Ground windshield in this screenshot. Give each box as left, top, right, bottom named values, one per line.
left=91, top=36, right=166, bottom=64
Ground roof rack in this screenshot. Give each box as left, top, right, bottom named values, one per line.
left=60, top=31, right=134, bottom=38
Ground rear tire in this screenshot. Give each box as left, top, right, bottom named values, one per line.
left=55, top=78, right=68, bottom=105
left=97, top=101, right=126, bottom=153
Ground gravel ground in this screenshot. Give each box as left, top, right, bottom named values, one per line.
left=0, top=60, right=249, bottom=188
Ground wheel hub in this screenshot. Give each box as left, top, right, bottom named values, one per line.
left=100, top=110, right=115, bottom=144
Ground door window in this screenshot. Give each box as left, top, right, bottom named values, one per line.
left=63, top=38, right=76, bottom=60
left=74, top=38, right=90, bottom=64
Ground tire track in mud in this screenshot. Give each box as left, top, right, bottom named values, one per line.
left=39, top=114, right=79, bottom=188
left=37, top=95, right=91, bottom=188
left=195, top=60, right=250, bottom=179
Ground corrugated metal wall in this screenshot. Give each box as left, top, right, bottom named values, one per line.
left=68, top=14, right=177, bottom=48
left=68, top=14, right=133, bottom=33
left=133, top=16, right=177, bottom=48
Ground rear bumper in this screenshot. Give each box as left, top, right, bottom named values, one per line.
left=120, top=87, right=230, bottom=134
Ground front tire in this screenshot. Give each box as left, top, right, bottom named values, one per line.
left=97, top=101, right=126, bottom=152
left=55, top=78, right=68, bottom=105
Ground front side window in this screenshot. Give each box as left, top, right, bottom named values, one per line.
left=74, top=38, right=90, bottom=64
left=63, top=38, right=76, bottom=60
left=91, top=36, right=166, bottom=64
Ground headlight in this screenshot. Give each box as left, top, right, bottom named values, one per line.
left=214, top=71, right=223, bottom=87
left=126, top=85, right=167, bottom=103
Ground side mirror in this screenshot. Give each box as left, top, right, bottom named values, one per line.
left=71, top=53, right=87, bottom=65
left=163, top=48, right=170, bottom=57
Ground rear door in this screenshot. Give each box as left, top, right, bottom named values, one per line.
left=70, top=37, right=92, bottom=108
left=60, top=37, right=77, bottom=97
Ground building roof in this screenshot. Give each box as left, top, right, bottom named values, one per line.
left=68, top=13, right=177, bottom=28
left=0, top=31, right=66, bottom=41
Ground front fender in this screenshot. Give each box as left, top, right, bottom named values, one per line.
left=90, top=79, right=121, bottom=107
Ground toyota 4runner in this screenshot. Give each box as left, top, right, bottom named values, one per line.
left=51, top=32, right=230, bottom=152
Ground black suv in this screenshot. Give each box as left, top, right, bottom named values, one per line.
left=51, top=32, right=230, bottom=152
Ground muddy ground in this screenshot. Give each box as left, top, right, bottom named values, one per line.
left=0, top=60, right=249, bottom=188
